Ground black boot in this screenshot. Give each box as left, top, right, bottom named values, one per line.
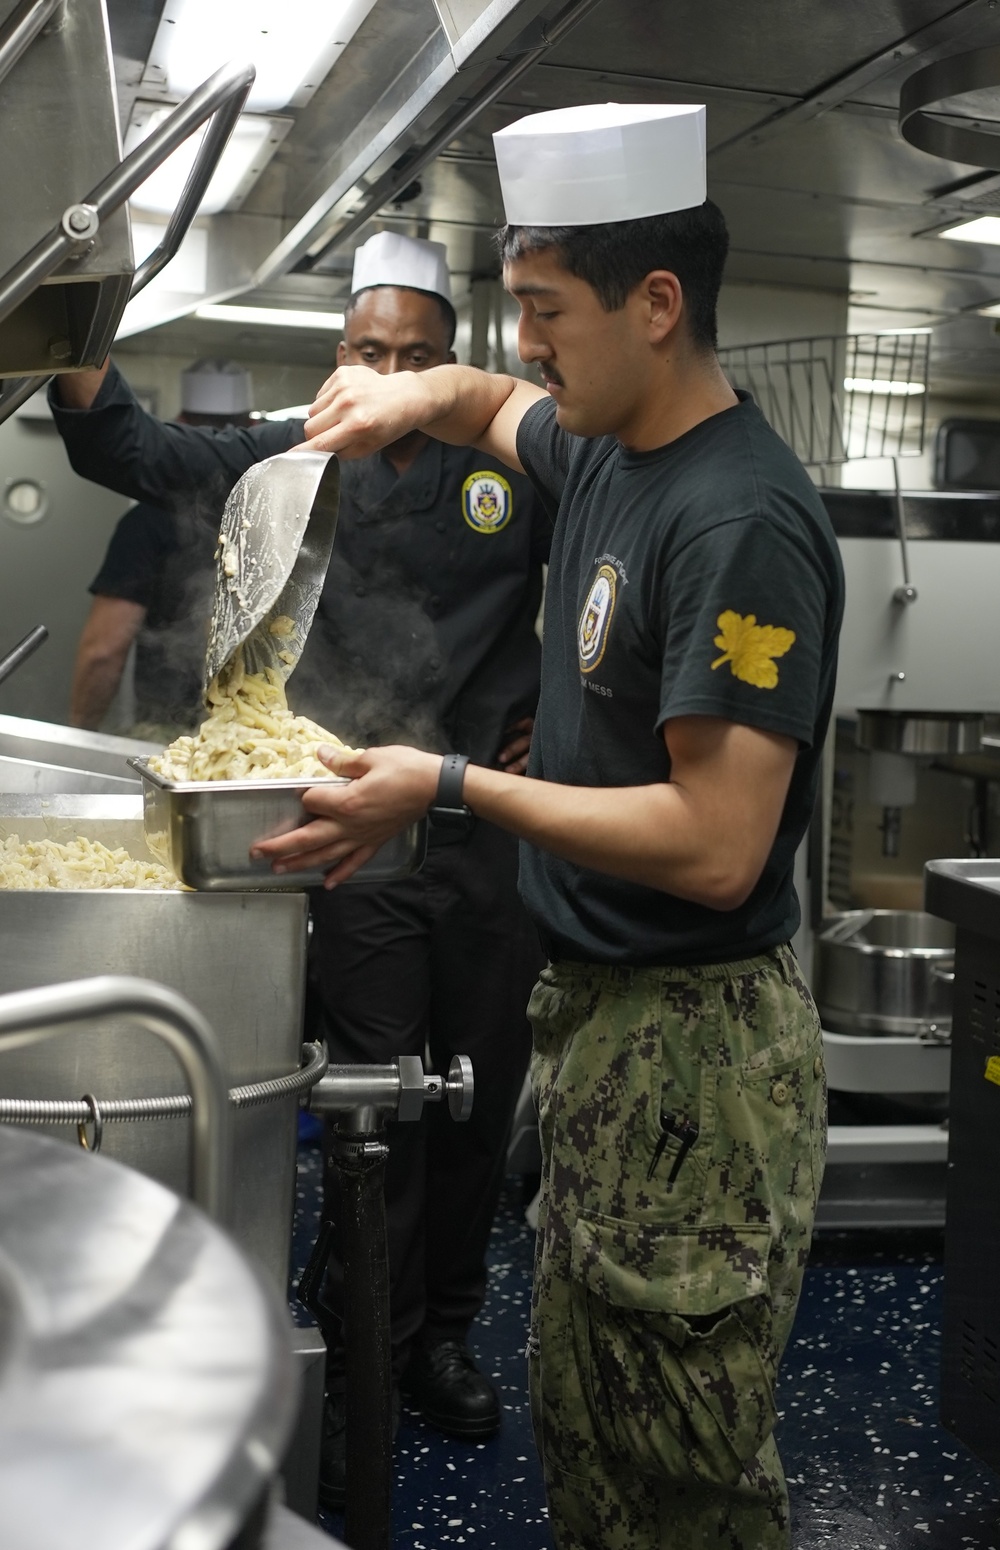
left=319, top=1383, right=401, bottom=1512
left=402, top=1339, right=501, bottom=1439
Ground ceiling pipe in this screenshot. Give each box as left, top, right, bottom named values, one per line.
left=297, top=0, right=606, bottom=272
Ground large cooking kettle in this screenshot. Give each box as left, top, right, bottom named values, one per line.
left=0, top=975, right=322, bottom=1550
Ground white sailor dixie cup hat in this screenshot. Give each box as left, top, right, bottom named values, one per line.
left=350, top=230, right=453, bottom=304
left=493, top=103, right=706, bottom=228
left=180, top=358, right=253, bottom=416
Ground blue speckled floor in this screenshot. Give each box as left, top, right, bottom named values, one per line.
left=290, top=1141, right=1000, bottom=1548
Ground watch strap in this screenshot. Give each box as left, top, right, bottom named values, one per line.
left=432, top=753, right=471, bottom=818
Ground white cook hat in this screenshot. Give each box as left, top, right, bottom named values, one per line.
left=493, top=103, right=706, bottom=227
left=350, top=231, right=452, bottom=304
left=180, top=358, right=253, bottom=415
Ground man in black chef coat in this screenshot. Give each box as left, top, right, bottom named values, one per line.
left=50, top=230, right=548, bottom=1508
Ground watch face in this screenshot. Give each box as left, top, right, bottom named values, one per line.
left=429, top=806, right=474, bottom=832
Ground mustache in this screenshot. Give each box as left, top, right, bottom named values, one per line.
left=542, top=364, right=565, bottom=388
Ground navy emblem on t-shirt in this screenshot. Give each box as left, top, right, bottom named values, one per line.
left=578, top=564, right=617, bottom=673
left=462, top=471, right=512, bottom=533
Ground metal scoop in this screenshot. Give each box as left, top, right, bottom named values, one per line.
left=204, top=450, right=340, bottom=689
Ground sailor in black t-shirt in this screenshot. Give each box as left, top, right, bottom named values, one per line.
left=52, top=232, right=550, bottom=1510
left=69, top=359, right=253, bottom=734
left=263, top=105, right=844, bottom=1550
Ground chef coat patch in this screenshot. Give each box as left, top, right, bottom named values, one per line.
left=462, top=471, right=512, bottom=534
left=578, top=564, right=617, bottom=674
left=711, top=610, right=796, bottom=689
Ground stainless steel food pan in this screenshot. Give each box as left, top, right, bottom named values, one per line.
left=130, top=758, right=426, bottom=891
left=815, top=908, right=955, bottom=1038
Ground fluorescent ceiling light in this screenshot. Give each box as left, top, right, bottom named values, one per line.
left=196, top=304, right=345, bottom=330
left=844, top=377, right=926, bottom=396
left=125, top=105, right=287, bottom=216
left=938, top=216, right=1000, bottom=245
left=145, top=0, right=380, bottom=114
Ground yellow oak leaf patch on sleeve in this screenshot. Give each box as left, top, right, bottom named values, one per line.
left=711, top=610, right=796, bottom=689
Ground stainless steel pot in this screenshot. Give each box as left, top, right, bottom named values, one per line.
left=815, top=909, right=955, bottom=1038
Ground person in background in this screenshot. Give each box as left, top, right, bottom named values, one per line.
left=50, top=231, right=550, bottom=1510
left=253, top=104, right=845, bottom=1550
left=69, top=358, right=253, bottom=736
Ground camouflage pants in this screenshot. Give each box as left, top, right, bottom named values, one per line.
left=526, top=944, right=826, bottom=1550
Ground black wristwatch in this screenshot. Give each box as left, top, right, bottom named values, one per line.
left=430, top=752, right=472, bottom=824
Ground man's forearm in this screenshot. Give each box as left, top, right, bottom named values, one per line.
left=410, top=365, right=523, bottom=445
left=463, top=766, right=752, bottom=911
left=69, top=656, right=125, bottom=729
left=303, top=363, right=543, bottom=467
left=54, top=360, right=110, bottom=410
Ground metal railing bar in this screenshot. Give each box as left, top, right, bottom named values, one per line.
left=0, top=0, right=61, bottom=92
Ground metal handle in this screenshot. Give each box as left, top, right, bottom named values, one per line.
left=0, top=57, right=256, bottom=423
left=125, top=60, right=255, bottom=300
left=892, top=456, right=918, bottom=605
left=0, top=974, right=229, bottom=1221
left=0, top=624, right=47, bottom=687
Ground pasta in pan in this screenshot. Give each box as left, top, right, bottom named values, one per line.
left=148, top=641, right=358, bottom=784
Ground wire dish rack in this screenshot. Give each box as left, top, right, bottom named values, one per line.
left=716, top=332, right=931, bottom=468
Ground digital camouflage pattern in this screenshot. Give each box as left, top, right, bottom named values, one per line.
left=526, top=944, right=826, bottom=1550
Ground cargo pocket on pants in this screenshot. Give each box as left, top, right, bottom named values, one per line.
left=569, top=1214, right=777, bottom=1487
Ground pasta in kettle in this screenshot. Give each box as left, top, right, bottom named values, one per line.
left=0, top=834, right=178, bottom=890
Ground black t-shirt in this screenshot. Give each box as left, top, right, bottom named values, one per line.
left=515, top=392, right=845, bottom=967
left=90, top=502, right=216, bottom=727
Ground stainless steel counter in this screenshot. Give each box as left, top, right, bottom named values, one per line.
left=925, top=859, right=1000, bottom=940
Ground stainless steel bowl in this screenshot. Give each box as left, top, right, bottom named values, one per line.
left=815, top=908, right=955, bottom=1038
left=855, top=711, right=984, bottom=756
left=130, top=758, right=426, bottom=891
